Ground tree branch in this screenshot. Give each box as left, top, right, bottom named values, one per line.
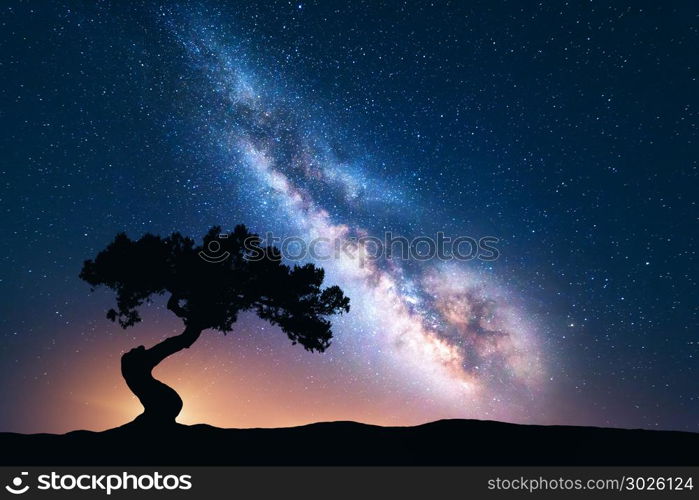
left=167, top=294, right=187, bottom=318
left=146, top=324, right=202, bottom=367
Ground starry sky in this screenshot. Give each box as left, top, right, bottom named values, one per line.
left=0, top=1, right=696, bottom=434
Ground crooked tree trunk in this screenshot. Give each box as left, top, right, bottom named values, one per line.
left=121, top=325, right=202, bottom=427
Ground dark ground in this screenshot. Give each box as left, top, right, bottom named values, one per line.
left=1, top=419, right=696, bottom=465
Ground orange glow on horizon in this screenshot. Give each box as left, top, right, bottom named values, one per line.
left=7, top=321, right=486, bottom=434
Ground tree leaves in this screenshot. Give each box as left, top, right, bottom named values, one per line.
left=80, top=225, right=350, bottom=352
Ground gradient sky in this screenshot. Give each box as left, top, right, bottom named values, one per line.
left=1, top=1, right=696, bottom=434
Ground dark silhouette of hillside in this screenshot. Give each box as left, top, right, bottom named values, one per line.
left=1, top=419, right=696, bottom=465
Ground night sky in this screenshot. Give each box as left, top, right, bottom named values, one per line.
left=1, top=1, right=696, bottom=434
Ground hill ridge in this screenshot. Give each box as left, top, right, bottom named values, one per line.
left=1, top=418, right=696, bottom=465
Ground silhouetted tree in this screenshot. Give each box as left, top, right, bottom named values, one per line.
left=80, top=225, right=350, bottom=427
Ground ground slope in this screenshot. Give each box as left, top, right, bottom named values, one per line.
left=1, top=419, right=696, bottom=465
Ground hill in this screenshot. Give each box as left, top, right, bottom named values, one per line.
left=1, top=419, right=696, bottom=465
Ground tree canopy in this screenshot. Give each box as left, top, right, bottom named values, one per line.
left=80, top=225, right=350, bottom=352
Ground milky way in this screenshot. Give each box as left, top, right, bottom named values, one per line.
left=171, top=22, right=548, bottom=421
left=3, top=2, right=696, bottom=434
